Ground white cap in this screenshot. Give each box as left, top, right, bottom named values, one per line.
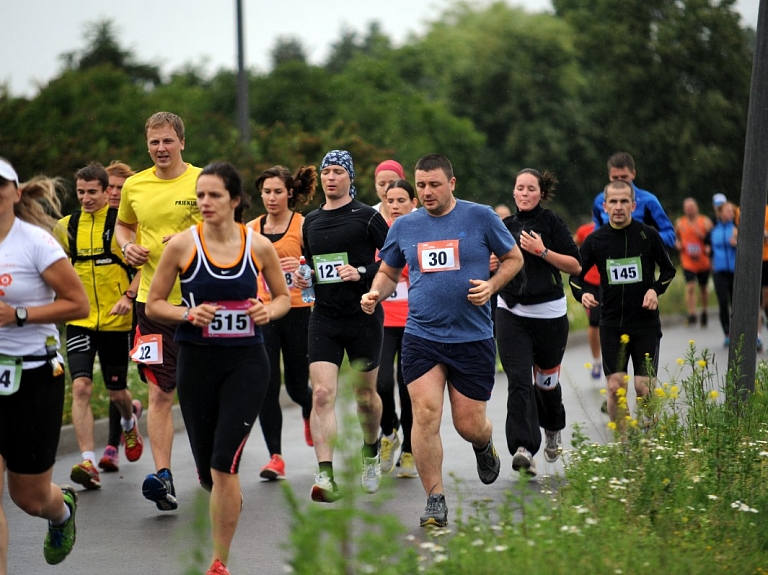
left=712, top=193, right=727, bottom=207
left=0, top=158, right=19, bottom=186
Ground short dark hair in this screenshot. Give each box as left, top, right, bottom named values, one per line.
left=386, top=179, right=415, bottom=200
left=199, top=162, right=250, bottom=222
left=415, top=154, right=454, bottom=180
left=607, top=152, right=635, bottom=173
left=255, top=165, right=317, bottom=209
left=604, top=179, right=635, bottom=201
left=75, top=163, right=109, bottom=191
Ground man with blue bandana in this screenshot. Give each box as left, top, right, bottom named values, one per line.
left=293, top=150, right=390, bottom=502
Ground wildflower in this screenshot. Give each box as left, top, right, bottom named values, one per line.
left=585, top=517, right=599, bottom=525
left=669, top=385, right=680, bottom=399
left=697, top=359, right=707, bottom=369
left=607, top=421, right=617, bottom=431
left=616, top=387, right=627, bottom=397
left=622, top=374, right=630, bottom=384
left=708, top=494, right=718, bottom=500
left=759, top=451, right=768, bottom=457
left=629, top=418, right=639, bottom=428
left=654, top=387, right=667, bottom=398
left=708, top=390, right=719, bottom=401
left=434, top=554, right=448, bottom=563
left=492, top=545, right=508, bottom=552
left=584, top=362, right=593, bottom=370
left=662, top=382, right=670, bottom=389
left=676, top=358, right=685, bottom=365
left=692, top=476, right=702, bottom=483
left=689, top=339, right=695, bottom=345
left=662, top=477, right=670, bottom=485
left=471, top=539, right=484, bottom=547
left=620, top=334, right=630, bottom=344
left=599, top=388, right=607, bottom=396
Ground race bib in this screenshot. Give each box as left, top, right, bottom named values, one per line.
left=131, top=334, right=164, bottom=365
left=261, top=269, right=295, bottom=293
left=387, top=280, right=409, bottom=302
left=203, top=300, right=255, bottom=338
left=417, top=240, right=460, bottom=272
left=534, top=365, right=560, bottom=390
left=313, top=252, right=349, bottom=284
left=0, top=355, right=22, bottom=396
left=685, top=243, right=701, bottom=257
left=606, top=257, right=642, bottom=285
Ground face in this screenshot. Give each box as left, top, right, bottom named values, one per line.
left=720, top=204, right=735, bottom=222
left=608, top=166, right=636, bottom=183
left=683, top=199, right=698, bottom=217
left=375, top=170, right=400, bottom=203
left=415, top=169, right=455, bottom=216
left=76, top=178, right=108, bottom=213
left=386, top=187, right=417, bottom=220
left=603, top=186, right=636, bottom=226
left=513, top=173, right=542, bottom=212
left=0, top=179, right=21, bottom=217
left=260, top=176, right=291, bottom=216
left=107, top=175, right=126, bottom=209
left=196, top=174, right=239, bottom=222
left=320, top=165, right=351, bottom=200
left=147, top=124, right=185, bottom=173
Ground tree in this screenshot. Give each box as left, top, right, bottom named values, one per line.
left=271, top=37, right=308, bottom=68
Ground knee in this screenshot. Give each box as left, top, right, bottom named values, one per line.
left=72, top=378, right=92, bottom=401
left=312, top=386, right=335, bottom=410
left=149, top=385, right=174, bottom=408
left=412, top=400, right=441, bottom=429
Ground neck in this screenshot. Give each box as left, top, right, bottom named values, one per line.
left=203, top=220, right=241, bottom=243
left=324, top=194, right=353, bottom=210
left=428, top=196, right=457, bottom=218
left=156, top=161, right=187, bottom=181
left=264, top=210, right=292, bottom=232
left=610, top=217, right=633, bottom=230
left=379, top=202, right=390, bottom=219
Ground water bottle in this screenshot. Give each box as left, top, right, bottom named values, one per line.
left=298, top=256, right=315, bottom=304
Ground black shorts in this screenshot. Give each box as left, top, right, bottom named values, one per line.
left=0, top=364, right=65, bottom=474
left=762, top=261, right=768, bottom=287
left=176, top=343, right=269, bottom=491
left=683, top=269, right=710, bottom=286
left=401, top=332, right=496, bottom=401
left=581, top=282, right=602, bottom=327
left=66, top=325, right=130, bottom=390
left=600, top=325, right=661, bottom=378
left=135, top=302, right=179, bottom=393
left=308, top=307, right=383, bottom=371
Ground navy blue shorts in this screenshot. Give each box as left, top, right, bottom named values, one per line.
left=401, top=333, right=496, bottom=401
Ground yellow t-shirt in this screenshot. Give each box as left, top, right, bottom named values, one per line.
left=118, top=164, right=202, bottom=303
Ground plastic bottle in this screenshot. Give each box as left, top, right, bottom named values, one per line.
left=298, top=256, right=315, bottom=304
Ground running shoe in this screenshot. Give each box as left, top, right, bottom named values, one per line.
left=379, top=431, right=401, bottom=474
left=474, top=438, right=500, bottom=485
left=397, top=452, right=419, bottom=478
left=142, top=468, right=178, bottom=511
left=361, top=455, right=382, bottom=493
left=43, top=485, right=77, bottom=565
left=259, top=454, right=286, bottom=481
left=123, top=414, right=144, bottom=462
left=700, top=311, right=708, bottom=327
left=98, top=445, right=119, bottom=472
left=544, top=430, right=562, bottom=463
left=686, top=314, right=697, bottom=326
left=310, top=471, right=342, bottom=503
left=303, top=417, right=314, bottom=447
left=591, top=363, right=602, bottom=380
left=70, top=460, right=101, bottom=490
left=419, top=493, right=448, bottom=527
left=207, top=559, right=230, bottom=575
left=512, top=446, right=537, bottom=477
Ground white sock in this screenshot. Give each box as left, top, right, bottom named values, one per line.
left=82, top=451, right=96, bottom=466
left=52, top=501, right=71, bottom=526
left=121, top=417, right=135, bottom=432
left=593, top=357, right=601, bottom=365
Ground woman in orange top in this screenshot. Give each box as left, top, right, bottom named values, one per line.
left=675, top=198, right=713, bottom=326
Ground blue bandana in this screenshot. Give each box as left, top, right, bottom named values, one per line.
left=320, top=150, right=356, bottom=199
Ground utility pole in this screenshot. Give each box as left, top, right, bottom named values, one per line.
left=236, top=0, right=250, bottom=144
left=728, top=0, right=768, bottom=400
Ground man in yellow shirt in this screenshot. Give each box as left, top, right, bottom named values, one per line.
left=115, top=112, right=202, bottom=511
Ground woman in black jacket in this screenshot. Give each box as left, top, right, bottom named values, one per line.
left=496, top=169, right=581, bottom=476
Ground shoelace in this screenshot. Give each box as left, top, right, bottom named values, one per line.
left=425, top=496, right=443, bottom=514
left=48, top=525, right=64, bottom=547
left=363, top=460, right=380, bottom=479
left=124, top=429, right=138, bottom=449
left=380, top=440, right=394, bottom=462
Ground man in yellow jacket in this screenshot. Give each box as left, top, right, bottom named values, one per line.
left=54, top=163, right=143, bottom=491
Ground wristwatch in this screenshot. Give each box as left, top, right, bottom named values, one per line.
left=123, top=290, right=137, bottom=300
left=181, top=308, right=191, bottom=322
left=357, top=266, right=366, bottom=279
left=15, top=306, right=28, bottom=327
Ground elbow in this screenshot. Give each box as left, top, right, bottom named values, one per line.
left=75, top=300, right=90, bottom=320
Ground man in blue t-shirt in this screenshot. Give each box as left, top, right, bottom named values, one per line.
left=591, top=152, right=676, bottom=249
left=361, top=154, right=523, bottom=528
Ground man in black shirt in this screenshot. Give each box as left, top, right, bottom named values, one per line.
left=570, top=180, right=676, bottom=425
left=294, top=150, right=389, bottom=502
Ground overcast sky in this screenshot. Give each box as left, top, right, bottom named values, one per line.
left=1, top=0, right=760, bottom=97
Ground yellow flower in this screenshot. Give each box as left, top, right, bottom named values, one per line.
left=689, top=339, right=695, bottom=346
left=622, top=374, right=630, bottom=384
left=629, top=418, right=639, bottom=428
left=662, top=477, right=670, bottom=485
left=676, top=358, right=685, bottom=366
left=645, top=352, right=650, bottom=357
left=654, top=388, right=667, bottom=398
left=616, top=387, right=627, bottom=397
left=708, top=390, right=719, bottom=401
left=584, top=362, right=593, bottom=370
left=669, top=385, right=680, bottom=399
left=599, top=388, right=607, bottom=396
left=620, top=334, right=630, bottom=344
left=697, top=360, right=707, bottom=369
left=662, top=382, right=670, bottom=390
left=607, top=421, right=617, bottom=431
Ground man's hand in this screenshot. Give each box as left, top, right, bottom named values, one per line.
left=581, top=293, right=599, bottom=309
left=109, top=296, right=132, bottom=316
left=467, top=279, right=491, bottom=306
left=123, top=243, right=150, bottom=267
left=361, top=290, right=380, bottom=315
left=642, top=288, right=658, bottom=310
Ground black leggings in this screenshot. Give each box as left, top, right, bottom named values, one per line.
left=258, top=307, right=312, bottom=456
left=177, top=343, right=269, bottom=491
left=496, top=308, right=568, bottom=457
left=712, top=271, right=734, bottom=336
left=376, top=326, right=413, bottom=452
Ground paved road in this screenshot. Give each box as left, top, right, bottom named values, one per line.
left=4, top=317, right=742, bottom=574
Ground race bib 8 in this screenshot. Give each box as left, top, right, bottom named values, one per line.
left=417, top=240, right=460, bottom=272
left=387, top=280, right=409, bottom=302
left=606, top=257, right=642, bottom=285
left=313, top=252, right=349, bottom=284
left=261, top=269, right=295, bottom=294
left=0, top=355, right=22, bottom=396
left=203, top=300, right=255, bottom=338
left=130, top=334, right=164, bottom=365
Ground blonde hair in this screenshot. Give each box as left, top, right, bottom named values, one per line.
left=16, top=176, right=65, bottom=232
left=105, top=160, right=135, bottom=179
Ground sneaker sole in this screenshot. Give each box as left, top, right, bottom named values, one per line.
left=420, top=516, right=448, bottom=527
left=544, top=451, right=561, bottom=463
left=310, top=485, right=341, bottom=503
left=70, top=467, right=101, bottom=490
left=396, top=469, right=419, bottom=478
left=512, top=454, right=537, bottom=476
left=259, top=468, right=285, bottom=481
left=98, top=459, right=119, bottom=473
left=142, top=476, right=178, bottom=511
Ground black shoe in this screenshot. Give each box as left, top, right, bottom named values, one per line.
left=474, top=439, right=501, bottom=485
left=700, top=311, right=708, bottom=327
left=419, top=493, right=448, bottom=527
left=686, top=314, right=697, bottom=326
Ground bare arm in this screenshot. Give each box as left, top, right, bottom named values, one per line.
left=487, top=244, right=524, bottom=295
left=360, top=262, right=402, bottom=314
left=145, top=232, right=197, bottom=324
left=518, top=230, right=581, bottom=275
left=115, top=219, right=149, bottom=266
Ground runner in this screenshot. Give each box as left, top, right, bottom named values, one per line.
left=293, top=150, right=389, bottom=502
left=52, top=163, right=143, bottom=491
left=361, top=153, right=523, bottom=527
left=147, top=161, right=290, bottom=575
left=0, top=158, right=89, bottom=570
left=376, top=180, right=419, bottom=478
left=115, top=111, right=202, bottom=511
left=247, top=165, right=316, bottom=480
left=675, top=198, right=712, bottom=327
left=372, top=159, right=405, bottom=222
left=709, top=201, right=738, bottom=347
left=573, top=220, right=603, bottom=385
left=571, top=180, right=676, bottom=427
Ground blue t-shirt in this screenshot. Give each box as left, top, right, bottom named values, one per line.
left=379, top=199, right=516, bottom=343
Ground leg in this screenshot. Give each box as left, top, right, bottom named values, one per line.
left=209, top=470, right=242, bottom=567
left=147, top=384, right=175, bottom=470
left=377, top=328, right=400, bottom=435
left=352, top=367, right=382, bottom=446
left=71, top=376, right=95, bottom=454
left=6, top=468, right=66, bottom=523
left=280, top=307, right=313, bottom=420
left=685, top=280, right=697, bottom=318
left=107, top=388, right=133, bottom=421
left=107, top=402, right=122, bottom=448
left=532, top=315, right=569, bottom=433
left=309, top=362, right=340, bottom=463
left=588, top=326, right=601, bottom=362
left=712, top=272, right=731, bottom=336
left=408, top=365, right=448, bottom=495
left=258, top=320, right=284, bottom=456
left=606, top=372, right=628, bottom=422
left=448, top=385, right=493, bottom=449
left=0, top=459, right=6, bottom=575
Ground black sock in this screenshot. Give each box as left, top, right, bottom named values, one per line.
left=362, top=441, right=378, bottom=459
left=473, top=440, right=491, bottom=454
